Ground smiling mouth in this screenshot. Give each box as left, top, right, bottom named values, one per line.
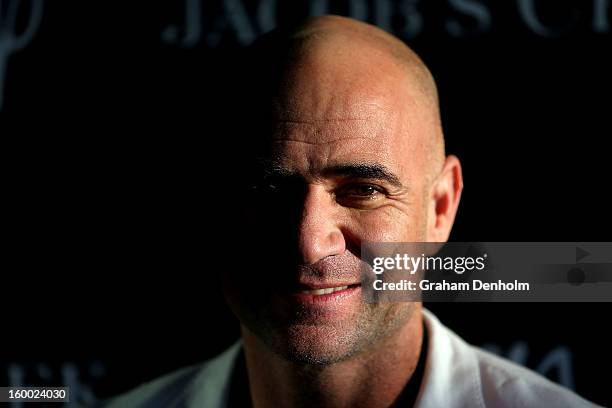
left=297, top=283, right=361, bottom=296
left=277, top=283, right=362, bottom=311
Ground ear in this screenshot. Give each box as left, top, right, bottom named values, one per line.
left=426, top=155, right=463, bottom=242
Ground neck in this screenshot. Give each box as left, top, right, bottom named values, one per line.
left=241, top=310, right=424, bottom=408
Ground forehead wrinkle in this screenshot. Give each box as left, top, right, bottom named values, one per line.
left=275, top=118, right=370, bottom=124
left=270, top=136, right=377, bottom=145
left=267, top=138, right=399, bottom=178
left=274, top=100, right=388, bottom=123
left=271, top=106, right=392, bottom=145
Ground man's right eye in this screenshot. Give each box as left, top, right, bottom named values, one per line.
left=251, top=179, right=308, bottom=205
left=251, top=182, right=281, bottom=194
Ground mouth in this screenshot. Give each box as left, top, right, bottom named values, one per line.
left=298, top=285, right=352, bottom=295
left=290, top=283, right=362, bottom=303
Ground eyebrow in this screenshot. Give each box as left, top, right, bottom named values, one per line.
left=322, top=164, right=404, bottom=188
left=257, top=160, right=404, bottom=189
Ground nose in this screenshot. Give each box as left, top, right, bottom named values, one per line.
left=298, top=185, right=346, bottom=264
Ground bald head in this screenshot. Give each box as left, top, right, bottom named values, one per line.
left=242, top=15, right=445, bottom=184
left=290, top=15, right=440, bottom=110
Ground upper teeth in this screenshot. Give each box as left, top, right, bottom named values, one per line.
left=300, top=286, right=348, bottom=295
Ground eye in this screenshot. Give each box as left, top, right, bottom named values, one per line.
left=250, top=176, right=288, bottom=194
left=348, top=185, right=380, bottom=197
left=251, top=182, right=280, bottom=194
left=250, top=178, right=307, bottom=204
left=335, top=183, right=387, bottom=208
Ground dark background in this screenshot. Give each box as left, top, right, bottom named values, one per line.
left=2, top=0, right=611, bottom=406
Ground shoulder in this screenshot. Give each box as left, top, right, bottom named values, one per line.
left=99, top=364, right=202, bottom=408
left=419, top=309, right=601, bottom=408
left=472, top=344, right=599, bottom=407
left=100, top=342, right=241, bottom=408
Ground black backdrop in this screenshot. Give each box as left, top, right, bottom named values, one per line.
left=2, top=0, right=611, bottom=406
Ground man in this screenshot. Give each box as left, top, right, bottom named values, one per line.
left=105, top=15, right=598, bottom=408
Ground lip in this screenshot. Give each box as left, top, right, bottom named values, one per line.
left=289, top=283, right=361, bottom=303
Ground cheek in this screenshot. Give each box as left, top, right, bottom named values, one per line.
left=344, top=204, right=428, bottom=243
left=223, top=272, right=269, bottom=328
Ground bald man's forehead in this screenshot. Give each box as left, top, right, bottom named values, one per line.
left=268, top=51, right=426, bottom=154
left=272, top=57, right=410, bottom=125
left=266, top=108, right=426, bottom=196
left=273, top=96, right=390, bottom=124
left=271, top=103, right=390, bottom=145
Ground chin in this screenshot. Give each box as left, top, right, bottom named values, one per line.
left=270, top=323, right=363, bottom=365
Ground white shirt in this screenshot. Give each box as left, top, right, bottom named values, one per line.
left=105, top=309, right=601, bottom=407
